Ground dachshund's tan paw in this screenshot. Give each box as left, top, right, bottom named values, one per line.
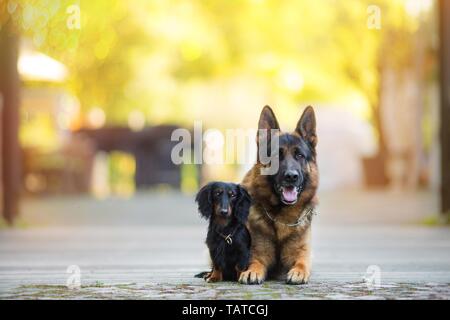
left=205, top=270, right=222, bottom=283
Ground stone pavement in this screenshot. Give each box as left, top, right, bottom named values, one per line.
left=0, top=190, right=449, bottom=299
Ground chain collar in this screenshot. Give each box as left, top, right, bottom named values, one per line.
left=262, top=204, right=317, bottom=228
left=215, top=226, right=239, bottom=245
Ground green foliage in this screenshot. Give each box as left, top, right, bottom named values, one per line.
left=0, top=0, right=437, bottom=129
left=422, top=212, right=450, bottom=226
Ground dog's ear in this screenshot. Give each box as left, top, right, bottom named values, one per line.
left=258, top=105, right=280, bottom=131
left=257, top=105, right=280, bottom=147
left=296, top=106, right=317, bottom=148
left=195, top=183, right=213, bottom=219
left=235, top=185, right=252, bottom=223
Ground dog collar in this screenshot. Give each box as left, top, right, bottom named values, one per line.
left=215, top=226, right=238, bottom=245
left=262, top=205, right=317, bottom=228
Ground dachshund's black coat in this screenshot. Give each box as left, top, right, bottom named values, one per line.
left=195, top=182, right=252, bottom=282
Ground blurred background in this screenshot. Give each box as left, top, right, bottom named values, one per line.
left=0, top=0, right=448, bottom=226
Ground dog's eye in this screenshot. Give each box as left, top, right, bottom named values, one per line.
left=295, top=153, right=305, bottom=160
left=230, top=192, right=236, bottom=198
left=215, top=191, right=222, bottom=196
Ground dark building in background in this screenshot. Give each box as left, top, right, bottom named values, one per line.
left=76, top=125, right=200, bottom=190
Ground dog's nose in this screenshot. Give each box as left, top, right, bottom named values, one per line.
left=284, top=170, right=299, bottom=183
left=220, top=209, right=229, bottom=216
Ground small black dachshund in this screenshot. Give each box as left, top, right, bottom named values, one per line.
left=195, top=182, right=252, bottom=282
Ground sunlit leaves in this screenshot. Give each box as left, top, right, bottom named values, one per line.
left=0, top=0, right=436, bottom=129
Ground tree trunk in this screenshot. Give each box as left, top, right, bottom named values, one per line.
left=0, top=22, right=21, bottom=224
left=439, top=0, right=450, bottom=214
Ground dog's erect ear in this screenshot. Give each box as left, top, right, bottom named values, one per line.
left=195, top=183, right=213, bottom=219
left=258, top=105, right=280, bottom=131
left=296, top=106, right=317, bottom=148
left=257, top=105, right=280, bottom=146
left=235, top=185, right=252, bottom=224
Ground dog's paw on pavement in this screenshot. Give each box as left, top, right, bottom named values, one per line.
left=286, top=267, right=310, bottom=285
left=239, top=269, right=265, bottom=285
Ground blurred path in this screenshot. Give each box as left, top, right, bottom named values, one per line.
left=16, top=189, right=439, bottom=226
left=0, top=190, right=449, bottom=299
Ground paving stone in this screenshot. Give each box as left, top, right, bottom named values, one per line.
left=0, top=191, right=449, bottom=299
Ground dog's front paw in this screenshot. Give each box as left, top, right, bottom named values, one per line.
left=286, top=266, right=310, bottom=285
left=238, top=264, right=266, bottom=285
left=202, top=272, right=211, bottom=280
left=205, top=276, right=221, bottom=283
left=205, top=270, right=222, bottom=283
left=238, top=270, right=265, bottom=284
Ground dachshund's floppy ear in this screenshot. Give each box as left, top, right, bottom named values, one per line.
left=235, top=185, right=252, bottom=223
left=195, top=183, right=213, bottom=219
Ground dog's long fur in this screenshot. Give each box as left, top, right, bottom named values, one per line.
left=195, top=182, right=252, bottom=282
left=239, top=106, right=319, bottom=285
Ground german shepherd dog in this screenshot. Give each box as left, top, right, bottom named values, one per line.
left=239, top=105, right=318, bottom=285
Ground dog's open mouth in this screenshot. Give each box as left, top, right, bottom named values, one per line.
left=278, top=185, right=301, bottom=205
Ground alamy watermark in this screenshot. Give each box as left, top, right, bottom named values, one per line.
left=170, top=121, right=280, bottom=175
left=363, top=265, right=381, bottom=289
left=367, top=5, right=381, bottom=30
left=66, top=4, right=81, bottom=30
left=66, top=265, right=81, bottom=289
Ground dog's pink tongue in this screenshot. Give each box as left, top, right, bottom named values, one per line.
left=282, top=187, right=298, bottom=202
